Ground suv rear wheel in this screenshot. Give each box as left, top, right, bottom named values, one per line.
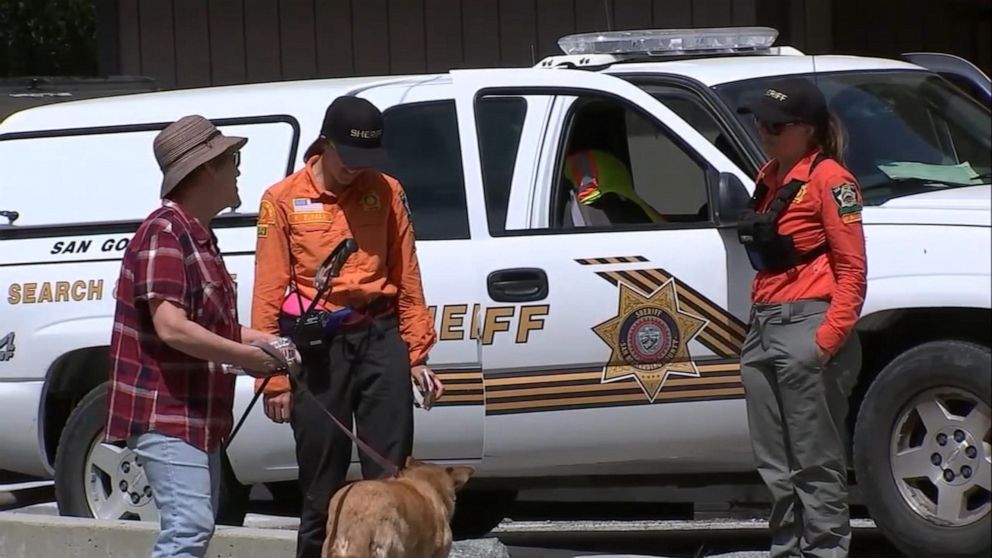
left=854, top=340, right=990, bottom=558
left=53, top=383, right=250, bottom=526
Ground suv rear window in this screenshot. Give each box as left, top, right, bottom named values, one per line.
left=0, top=118, right=296, bottom=228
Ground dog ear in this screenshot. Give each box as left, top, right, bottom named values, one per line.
left=445, top=465, right=475, bottom=490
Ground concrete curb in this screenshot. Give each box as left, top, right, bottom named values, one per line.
left=0, top=512, right=509, bottom=558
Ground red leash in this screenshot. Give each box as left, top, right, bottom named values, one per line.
left=295, top=376, right=401, bottom=478
left=251, top=340, right=402, bottom=478
left=229, top=238, right=401, bottom=476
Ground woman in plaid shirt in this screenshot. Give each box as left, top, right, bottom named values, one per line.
left=105, top=115, right=294, bottom=558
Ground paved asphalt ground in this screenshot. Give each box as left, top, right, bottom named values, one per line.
left=1, top=484, right=905, bottom=557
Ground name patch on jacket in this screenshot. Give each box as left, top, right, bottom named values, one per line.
left=289, top=211, right=333, bottom=225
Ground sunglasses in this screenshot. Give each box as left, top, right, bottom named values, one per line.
left=754, top=118, right=804, bottom=135
left=232, top=150, right=241, bottom=168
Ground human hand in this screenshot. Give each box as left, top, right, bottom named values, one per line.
left=249, top=337, right=302, bottom=377
left=816, top=344, right=830, bottom=364
left=242, top=346, right=282, bottom=378
left=411, top=365, right=444, bottom=410
left=241, top=326, right=278, bottom=344
left=263, top=392, right=293, bottom=423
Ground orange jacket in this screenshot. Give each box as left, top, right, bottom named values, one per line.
left=250, top=155, right=436, bottom=395
left=751, top=149, right=868, bottom=356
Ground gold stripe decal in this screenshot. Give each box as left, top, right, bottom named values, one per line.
left=483, top=362, right=744, bottom=415
left=432, top=370, right=484, bottom=407
left=575, top=256, right=650, bottom=266
left=486, top=387, right=746, bottom=414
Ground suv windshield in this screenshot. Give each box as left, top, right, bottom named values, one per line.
left=715, top=71, right=992, bottom=205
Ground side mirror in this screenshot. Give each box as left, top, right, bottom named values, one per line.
left=712, top=172, right=750, bottom=227
left=0, top=210, right=19, bottom=226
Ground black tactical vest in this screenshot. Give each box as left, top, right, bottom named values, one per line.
left=737, top=154, right=830, bottom=273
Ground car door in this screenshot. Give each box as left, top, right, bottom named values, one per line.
left=450, top=68, right=759, bottom=474
left=357, top=85, right=486, bottom=464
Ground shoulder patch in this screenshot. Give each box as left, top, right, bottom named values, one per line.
left=830, top=182, right=862, bottom=219
left=258, top=199, right=277, bottom=225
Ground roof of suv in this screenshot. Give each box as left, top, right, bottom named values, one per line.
left=0, top=53, right=927, bottom=135
left=602, top=54, right=925, bottom=86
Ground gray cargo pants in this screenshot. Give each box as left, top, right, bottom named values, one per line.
left=741, top=300, right=861, bottom=558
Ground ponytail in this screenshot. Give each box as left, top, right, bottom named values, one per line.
left=816, top=112, right=847, bottom=164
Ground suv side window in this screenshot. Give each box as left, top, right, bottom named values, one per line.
left=646, top=85, right=753, bottom=175
left=381, top=100, right=470, bottom=240
left=553, top=96, right=712, bottom=230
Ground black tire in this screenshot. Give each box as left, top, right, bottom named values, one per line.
left=450, top=489, right=516, bottom=540
left=53, top=382, right=250, bottom=526
left=854, top=340, right=991, bottom=558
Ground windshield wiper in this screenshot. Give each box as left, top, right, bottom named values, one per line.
left=889, top=176, right=984, bottom=188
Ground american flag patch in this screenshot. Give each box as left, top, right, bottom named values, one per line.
left=293, top=198, right=323, bottom=213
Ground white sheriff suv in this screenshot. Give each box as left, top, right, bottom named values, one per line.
left=1, top=28, right=989, bottom=558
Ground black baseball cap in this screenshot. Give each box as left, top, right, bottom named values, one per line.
left=304, top=95, right=386, bottom=169
left=737, top=77, right=828, bottom=127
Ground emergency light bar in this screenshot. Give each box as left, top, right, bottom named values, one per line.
left=557, top=27, right=779, bottom=56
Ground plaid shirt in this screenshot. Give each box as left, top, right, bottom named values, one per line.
left=106, top=200, right=240, bottom=452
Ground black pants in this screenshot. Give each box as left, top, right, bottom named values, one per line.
left=289, top=315, right=414, bottom=558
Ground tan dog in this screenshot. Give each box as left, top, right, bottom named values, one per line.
left=321, top=457, right=475, bottom=558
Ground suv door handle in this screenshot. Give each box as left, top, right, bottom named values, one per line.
left=487, top=268, right=548, bottom=302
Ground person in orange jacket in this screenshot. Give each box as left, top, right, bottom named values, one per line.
left=735, top=78, right=867, bottom=558
left=250, top=95, right=441, bottom=558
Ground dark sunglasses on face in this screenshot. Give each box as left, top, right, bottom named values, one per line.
left=755, top=118, right=803, bottom=135
left=232, top=150, right=241, bottom=168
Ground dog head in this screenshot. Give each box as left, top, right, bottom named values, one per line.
left=401, top=457, right=475, bottom=519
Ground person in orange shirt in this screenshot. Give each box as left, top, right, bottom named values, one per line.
left=735, top=78, right=867, bottom=558
left=250, top=95, right=441, bottom=558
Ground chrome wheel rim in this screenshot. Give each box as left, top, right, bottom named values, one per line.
left=890, top=387, right=991, bottom=526
left=83, top=433, right=158, bottom=522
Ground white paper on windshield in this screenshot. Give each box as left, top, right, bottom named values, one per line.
left=877, top=161, right=983, bottom=186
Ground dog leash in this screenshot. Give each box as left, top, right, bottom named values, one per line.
left=227, top=376, right=271, bottom=446
left=226, top=238, right=399, bottom=476
left=294, top=371, right=401, bottom=478
left=228, top=340, right=401, bottom=478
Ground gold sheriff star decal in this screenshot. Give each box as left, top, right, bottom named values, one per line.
left=592, top=279, right=708, bottom=403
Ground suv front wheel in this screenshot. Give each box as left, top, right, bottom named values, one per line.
left=53, top=383, right=250, bottom=526
left=854, top=340, right=990, bottom=558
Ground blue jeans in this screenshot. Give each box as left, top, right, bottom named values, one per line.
left=128, top=432, right=221, bottom=558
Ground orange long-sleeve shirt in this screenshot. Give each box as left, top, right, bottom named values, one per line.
left=250, top=155, right=436, bottom=395
left=751, top=149, right=868, bottom=356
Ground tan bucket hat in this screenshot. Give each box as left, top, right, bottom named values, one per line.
left=153, top=115, right=247, bottom=198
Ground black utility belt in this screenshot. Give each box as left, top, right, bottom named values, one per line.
left=279, top=301, right=396, bottom=354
